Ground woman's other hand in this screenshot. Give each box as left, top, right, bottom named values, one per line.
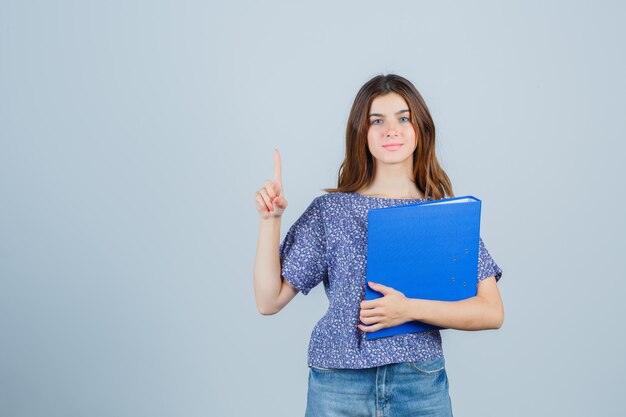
left=358, top=282, right=412, bottom=333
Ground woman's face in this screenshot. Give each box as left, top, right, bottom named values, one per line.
left=366, top=92, right=417, bottom=167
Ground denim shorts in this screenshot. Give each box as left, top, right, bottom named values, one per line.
left=305, top=356, right=453, bottom=417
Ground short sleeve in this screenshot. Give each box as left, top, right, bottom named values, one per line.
left=279, top=198, right=328, bottom=295
left=477, top=237, right=503, bottom=284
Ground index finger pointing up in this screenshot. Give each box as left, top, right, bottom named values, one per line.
left=273, top=148, right=282, bottom=186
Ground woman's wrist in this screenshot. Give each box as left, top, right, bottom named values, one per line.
left=405, top=298, right=423, bottom=322
left=260, top=214, right=282, bottom=223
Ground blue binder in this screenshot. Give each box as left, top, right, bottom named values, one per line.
left=364, top=196, right=482, bottom=339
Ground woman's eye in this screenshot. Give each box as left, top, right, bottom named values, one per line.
left=400, top=116, right=410, bottom=122
left=371, top=119, right=382, bottom=125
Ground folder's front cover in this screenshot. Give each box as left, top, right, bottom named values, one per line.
left=364, top=196, right=482, bottom=339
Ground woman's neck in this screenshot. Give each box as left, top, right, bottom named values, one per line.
left=357, top=182, right=424, bottom=200
left=359, top=160, right=423, bottom=199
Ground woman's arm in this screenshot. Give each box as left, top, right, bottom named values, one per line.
left=253, top=216, right=297, bottom=315
left=358, top=276, right=504, bottom=332
left=253, top=149, right=297, bottom=315
left=407, top=276, right=504, bottom=330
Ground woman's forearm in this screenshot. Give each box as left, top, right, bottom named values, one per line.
left=253, top=216, right=283, bottom=314
left=407, top=294, right=504, bottom=331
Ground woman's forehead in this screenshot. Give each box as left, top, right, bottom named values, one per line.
left=369, top=92, right=409, bottom=115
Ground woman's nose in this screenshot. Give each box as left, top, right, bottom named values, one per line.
left=385, top=124, right=399, bottom=137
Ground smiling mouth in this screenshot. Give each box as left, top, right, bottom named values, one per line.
left=383, top=144, right=403, bottom=151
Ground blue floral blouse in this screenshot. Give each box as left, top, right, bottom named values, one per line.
left=279, top=192, right=503, bottom=369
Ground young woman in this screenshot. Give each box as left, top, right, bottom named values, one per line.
left=253, top=74, right=504, bottom=417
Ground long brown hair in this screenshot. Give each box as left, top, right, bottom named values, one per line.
left=323, top=74, right=454, bottom=200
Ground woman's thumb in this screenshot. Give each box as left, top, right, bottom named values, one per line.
left=275, top=193, right=288, bottom=208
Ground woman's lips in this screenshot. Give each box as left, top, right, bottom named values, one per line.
left=383, top=144, right=403, bottom=151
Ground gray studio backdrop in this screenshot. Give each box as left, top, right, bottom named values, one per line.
left=1, top=1, right=624, bottom=416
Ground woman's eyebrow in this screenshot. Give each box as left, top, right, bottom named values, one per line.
left=368, top=109, right=410, bottom=117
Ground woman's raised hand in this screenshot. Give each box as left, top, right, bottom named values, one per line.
left=255, top=149, right=288, bottom=219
